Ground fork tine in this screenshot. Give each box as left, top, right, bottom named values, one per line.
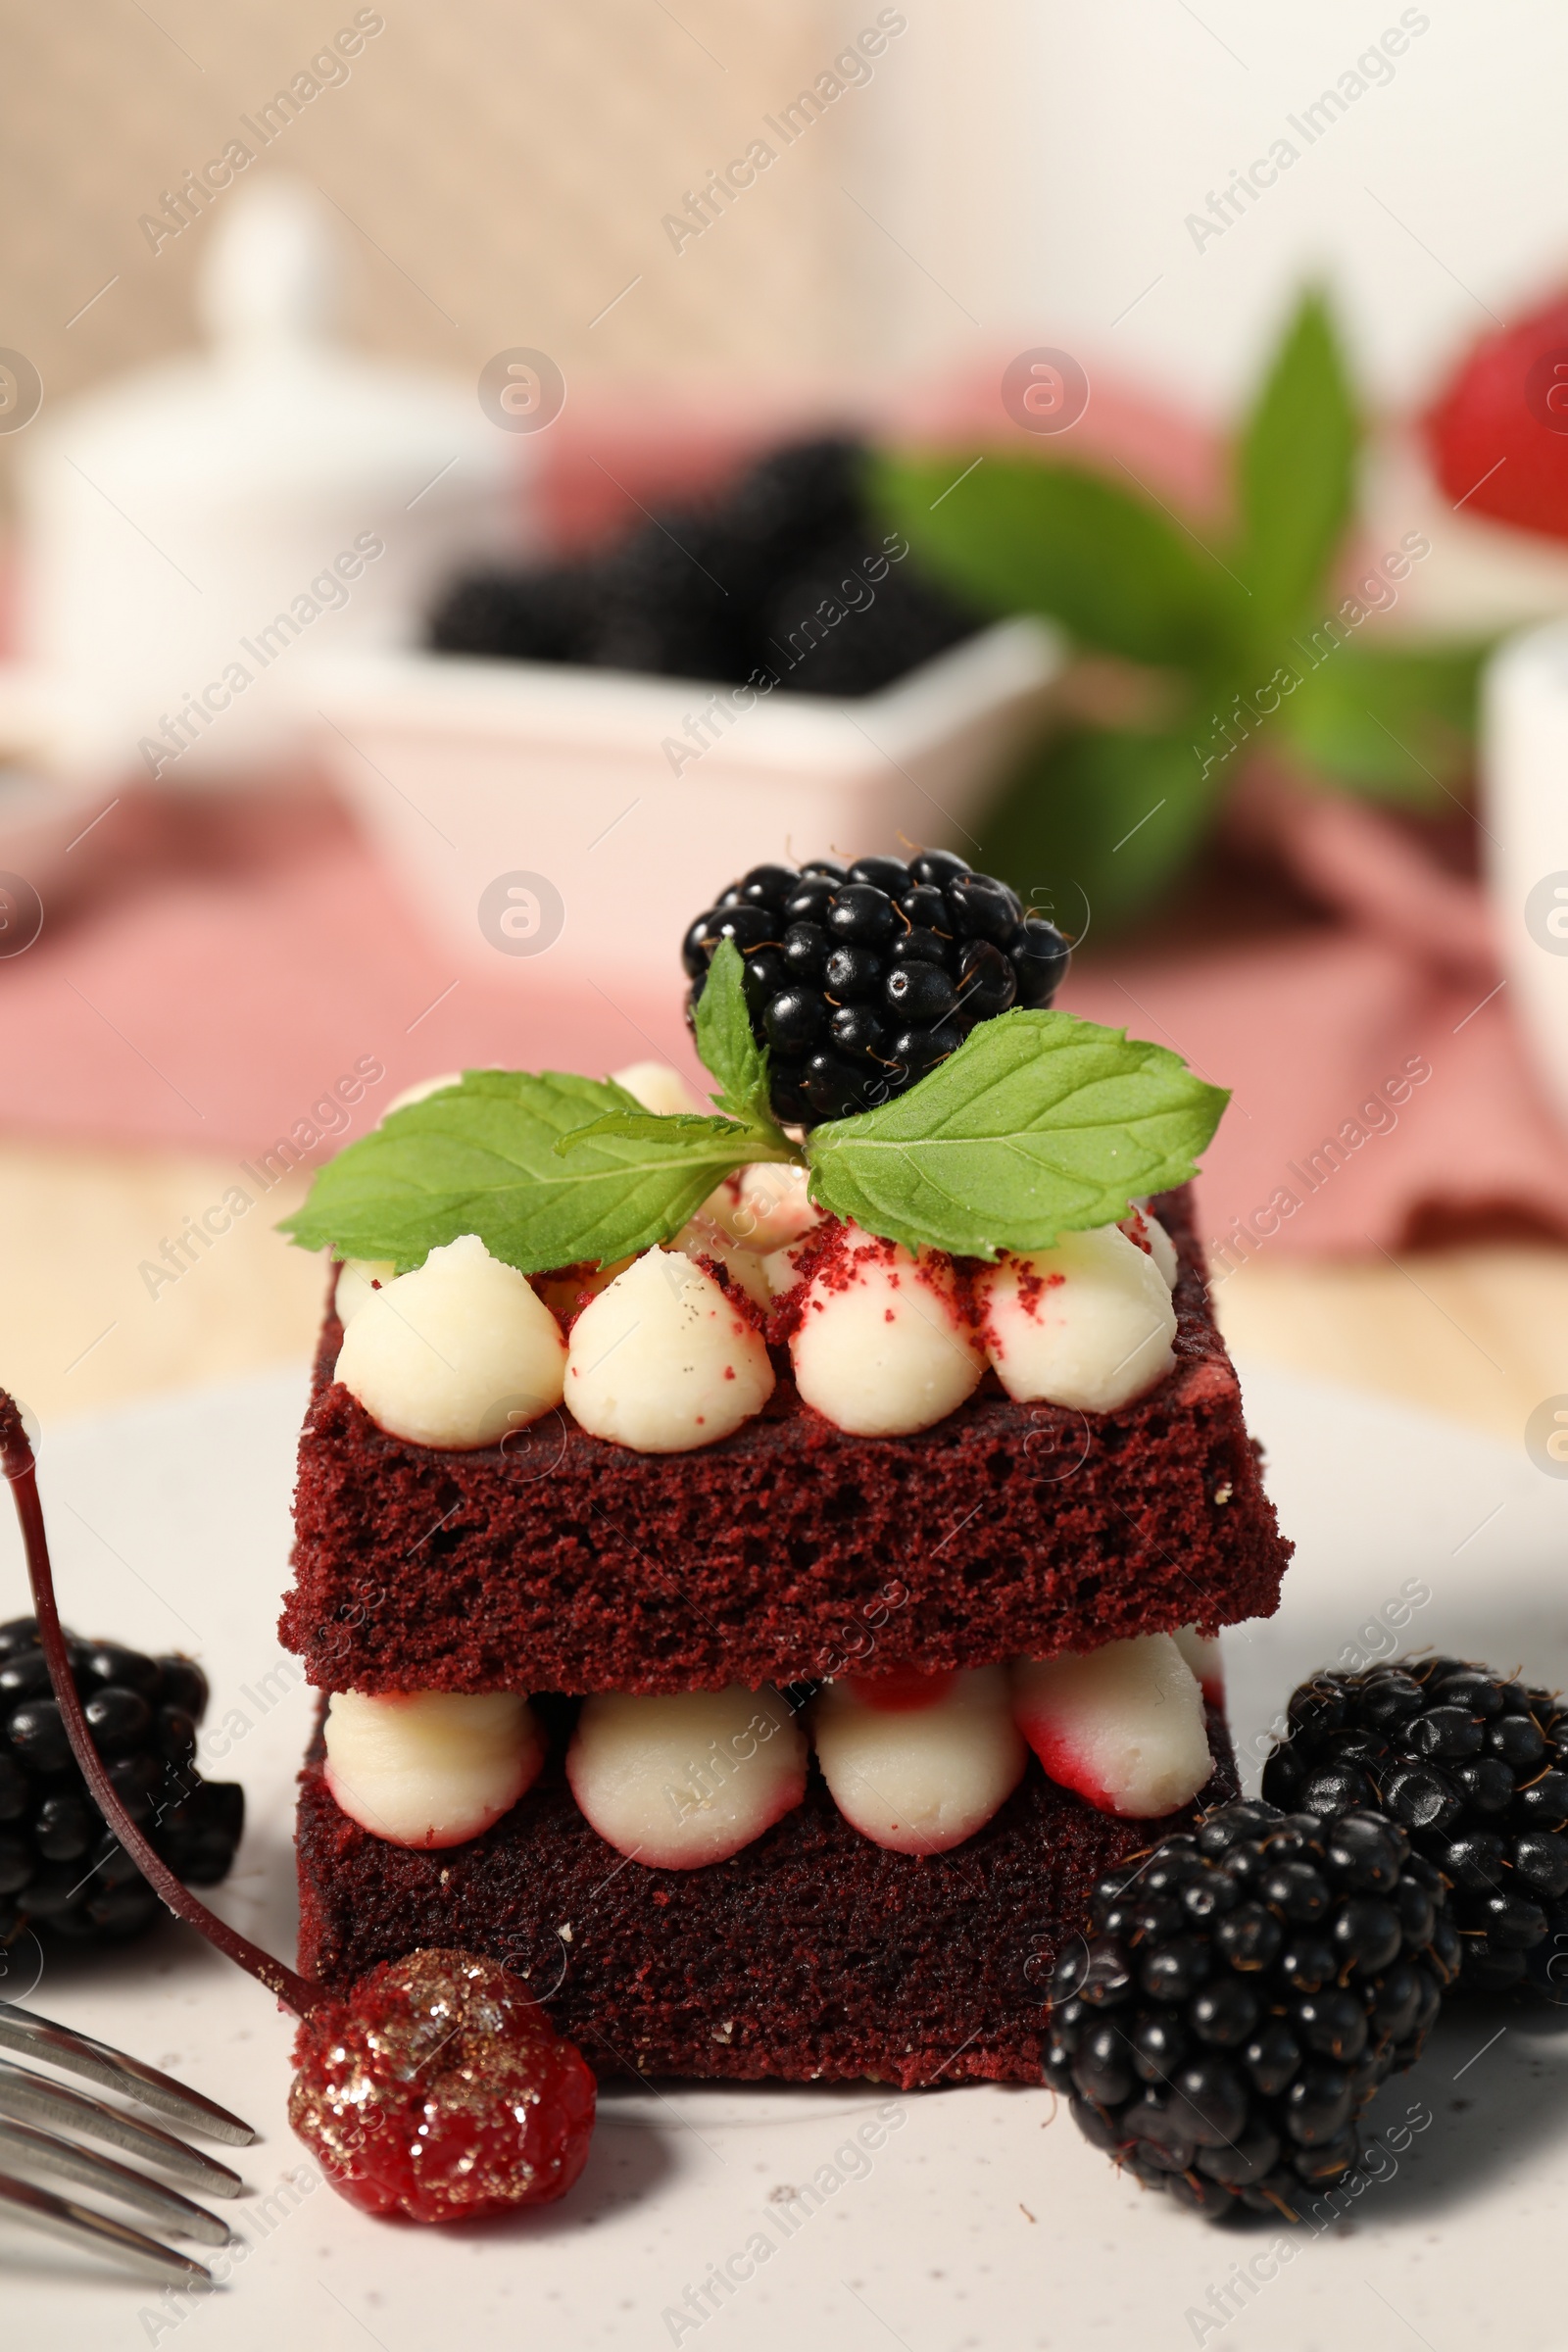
left=0, top=1997, right=256, bottom=2145
left=0, top=2061, right=244, bottom=2196
left=0, top=2116, right=231, bottom=2245
left=0, top=2168, right=214, bottom=2288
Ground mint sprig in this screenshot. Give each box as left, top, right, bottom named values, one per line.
left=282, top=995, right=1227, bottom=1275
left=693, top=937, right=785, bottom=1137
left=278, top=1068, right=780, bottom=1275
left=806, top=1009, right=1227, bottom=1257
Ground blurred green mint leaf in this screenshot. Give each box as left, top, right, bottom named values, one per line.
left=872, top=451, right=1246, bottom=670
left=1275, top=637, right=1491, bottom=801
left=1236, top=287, right=1358, bottom=646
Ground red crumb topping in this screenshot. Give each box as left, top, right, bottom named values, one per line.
left=693, top=1252, right=768, bottom=1336
left=977, top=1254, right=1062, bottom=1361
left=766, top=1217, right=981, bottom=1346
left=531, top=1262, right=608, bottom=1335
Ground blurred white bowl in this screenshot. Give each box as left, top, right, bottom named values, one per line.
left=299, top=617, right=1062, bottom=989
left=1484, top=619, right=1568, bottom=1130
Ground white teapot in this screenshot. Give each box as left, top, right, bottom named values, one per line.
left=9, top=176, right=527, bottom=785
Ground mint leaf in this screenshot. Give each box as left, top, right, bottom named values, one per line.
left=1276, top=637, right=1489, bottom=801
left=1236, top=289, right=1357, bottom=644
left=556, top=1111, right=752, bottom=1152
left=692, top=937, right=782, bottom=1134
left=806, top=1009, right=1228, bottom=1258
left=872, top=451, right=1246, bottom=669
left=278, top=1067, right=769, bottom=1275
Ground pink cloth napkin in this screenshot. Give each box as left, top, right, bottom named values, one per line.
left=2, top=766, right=1565, bottom=1260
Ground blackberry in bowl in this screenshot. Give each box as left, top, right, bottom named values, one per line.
left=1263, top=1656, right=1568, bottom=1996
left=1047, top=1798, right=1458, bottom=2219
left=426, top=435, right=985, bottom=698
left=0, top=1613, right=243, bottom=1945
left=683, top=852, right=1070, bottom=1128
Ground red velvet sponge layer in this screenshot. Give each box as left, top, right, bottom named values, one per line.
left=295, top=1710, right=1239, bottom=2089
left=281, top=1187, right=1291, bottom=1696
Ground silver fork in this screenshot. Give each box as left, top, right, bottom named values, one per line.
left=0, top=1994, right=257, bottom=2287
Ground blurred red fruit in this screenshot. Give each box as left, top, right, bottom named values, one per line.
left=1425, top=291, right=1568, bottom=541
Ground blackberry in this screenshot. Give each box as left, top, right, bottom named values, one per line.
left=1046, top=1799, right=1456, bottom=2219
left=426, top=564, right=593, bottom=665
left=0, top=1614, right=242, bottom=1946
left=1263, top=1656, right=1568, bottom=1996
left=577, top=518, right=745, bottom=683
left=426, top=434, right=979, bottom=698
left=759, top=532, right=980, bottom=698
left=722, top=438, right=864, bottom=552
left=684, top=855, right=1070, bottom=1129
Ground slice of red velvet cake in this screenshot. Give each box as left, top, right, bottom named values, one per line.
left=284, top=1184, right=1280, bottom=1696
left=278, top=849, right=1290, bottom=2087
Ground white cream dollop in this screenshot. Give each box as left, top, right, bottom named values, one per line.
left=323, top=1689, right=543, bottom=1848
left=610, top=1059, right=703, bottom=1117
left=564, top=1247, right=774, bottom=1452
left=531, top=1256, right=632, bottom=1324
left=1173, top=1624, right=1225, bottom=1702
left=762, top=1237, right=812, bottom=1297
left=672, top=1217, right=772, bottom=1311
left=335, top=1233, right=568, bottom=1449
left=384, top=1071, right=462, bottom=1117
left=566, top=1685, right=808, bottom=1867
left=707, top=1162, right=821, bottom=1256
left=812, top=1665, right=1026, bottom=1853
left=1012, top=1634, right=1211, bottom=1819
left=789, top=1226, right=983, bottom=1437
left=1120, top=1204, right=1178, bottom=1289
left=982, top=1223, right=1176, bottom=1412
left=335, top=1257, right=397, bottom=1327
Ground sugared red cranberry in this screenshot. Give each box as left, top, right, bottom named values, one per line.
left=289, top=1948, right=596, bottom=2224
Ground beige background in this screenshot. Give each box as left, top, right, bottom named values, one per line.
left=0, top=0, right=914, bottom=454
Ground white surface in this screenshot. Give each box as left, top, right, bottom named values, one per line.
left=1364, top=438, right=1568, bottom=637
left=0, top=1358, right=1565, bottom=2347
left=303, top=616, right=1062, bottom=994
left=1483, top=622, right=1568, bottom=1130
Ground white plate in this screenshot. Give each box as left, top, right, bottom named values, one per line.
left=0, top=1361, right=1565, bottom=2350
